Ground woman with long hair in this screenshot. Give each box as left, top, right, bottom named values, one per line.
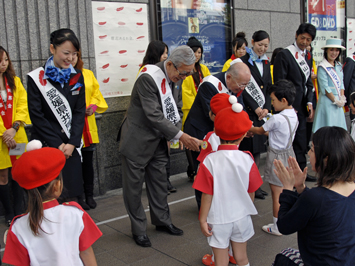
left=72, top=49, right=108, bottom=210
left=273, top=126, right=355, bottom=265
left=140, top=40, right=168, bottom=67
left=0, top=46, right=30, bottom=226
left=27, top=28, right=86, bottom=203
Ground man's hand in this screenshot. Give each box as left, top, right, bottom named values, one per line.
left=179, top=133, right=200, bottom=151
left=86, top=107, right=94, bottom=116
left=63, top=144, right=75, bottom=159
left=307, top=103, right=314, bottom=119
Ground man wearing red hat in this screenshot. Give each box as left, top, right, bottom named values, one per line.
left=193, top=103, right=262, bottom=266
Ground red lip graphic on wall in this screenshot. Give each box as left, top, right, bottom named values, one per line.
left=102, top=64, right=109, bottom=69
left=136, top=22, right=144, bottom=26
left=103, top=78, right=110, bottom=83
left=136, top=8, right=143, bottom=12
left=39, top=70, right=47, bottom=86
left=121, top=78, right=128, bottom=82
left=98, top=21, right=106, bottom=25
left=350, top=39, right=353, bottom=42
left=218, top=82, right=222, bottom=91
left=97, top=7, right=105, bottom=11
left=137, top=36, right=145, bottom=39
left=139, top=64, right=143, bottom=67
left=116, top=7, right=124, bottom=11
left=138, top=50, right=145, bottom=53
left=99, top=35, right=107, bottom=39
left=350, top=31, right=353, bottom=33
left=161, top=79, right=167, bottom=94
left=120, top=64, right=128, bottom=68
left=142, top=67, right=147, bottom=72
left=119, top=50, right=127, bottom=54
left=100, top=50, right=109, bottom=54
left=118, top=22, right=126, bottom=26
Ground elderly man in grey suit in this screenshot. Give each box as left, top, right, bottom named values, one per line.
left=118, top=45, right=200, bottom=247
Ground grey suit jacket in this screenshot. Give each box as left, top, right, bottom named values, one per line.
left=118, top=61, right=183, bottom=165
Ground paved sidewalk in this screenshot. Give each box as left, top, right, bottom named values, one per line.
left=0, top=155, right=317, bottom=266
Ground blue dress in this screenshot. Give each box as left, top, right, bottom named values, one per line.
left=312, top=59, right=347, bottom=133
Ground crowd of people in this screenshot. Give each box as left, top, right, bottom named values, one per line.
left=1, top=22, right=355, bottom=265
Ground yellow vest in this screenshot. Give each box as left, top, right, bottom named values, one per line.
left=81, top=69, right=108, bottom=147
left=0, top=76, right=31, bottom=168
left=181, top=64, right=211, bottom=128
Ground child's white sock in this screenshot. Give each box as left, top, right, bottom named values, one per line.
left=273, top=216, right=278, bottom=230
left=237, top=263, right=250, bottom=266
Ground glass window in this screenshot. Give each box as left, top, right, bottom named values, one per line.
left=305, top=0, right=346, bottom=64
left=157, top=0, right=232, bottom=73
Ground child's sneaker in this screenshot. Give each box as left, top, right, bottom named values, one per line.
left=202, top=254, right=237, bottom=265
left=202, top=254, right=214, bottom=266
left=262, top=223, right=282, bottom=236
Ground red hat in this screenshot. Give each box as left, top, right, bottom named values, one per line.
left=210, top=94, right=238, bottom=115
left=214, top=103, right=252, bottom=140
left=12, top=147, right=66, bottom=190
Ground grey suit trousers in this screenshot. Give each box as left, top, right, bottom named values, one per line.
left=121, top=139, right=172, bottom=235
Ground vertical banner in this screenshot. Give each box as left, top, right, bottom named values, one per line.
left=92, top=2, right=149, bottom=97
left=307, top=0, right=345, bottom=65
left=347, top=19, right=355, bottom=58
left=159, top=0, right=231, bottom=74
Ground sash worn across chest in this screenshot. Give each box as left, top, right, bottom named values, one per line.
left=319, top=60, right=342, bottom=99
left=28, top=67, right=82, bottom=157
left=0, top=78, right=13, bottom=129
left=245, top=74, right=265, bottom=108
left=199, top=75, right=230, bottom=94
left=139, top=65, right=179, bottom=125
left=286, top=45, right=310, bottom=94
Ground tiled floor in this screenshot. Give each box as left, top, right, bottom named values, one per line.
left=0, top=155, right=317, bottom=266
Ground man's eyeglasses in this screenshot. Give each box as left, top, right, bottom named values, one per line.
left=173, top=63, right=193, bottom=77
left=235, top=81, right=250, bottom=88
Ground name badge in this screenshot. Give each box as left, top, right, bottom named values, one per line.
left=72, top=91, right=79, bottom=95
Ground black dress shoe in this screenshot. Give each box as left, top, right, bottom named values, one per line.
left=260, top=188, right=268, bottom=196
left=255, top=188, right=265, bottom=199
left=167, top=179, right=177, bottom=193
left=156, top=224, right=183, bottom=235
left=306, top=174, right=317, bottom=182
left=86, top=196, right=97, bottom=209
left=77, top=196, right=90, bottom=210
left=133, top=234, right=151, bottom=247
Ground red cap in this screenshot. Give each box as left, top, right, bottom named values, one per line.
left=12, top=147, right=66, bottom=190
left=214, top=103, right=252, bottom=140
left=210, top=94, right=238, bottom=115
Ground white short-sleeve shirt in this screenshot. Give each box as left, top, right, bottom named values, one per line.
left=193, top=145, right=263, bottom=224
left=3, top=199, right=102, bottom=266
left=262, top=109, right=298, bottom=150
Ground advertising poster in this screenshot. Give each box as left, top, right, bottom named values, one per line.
left=159, top=0, right=231, bottom=74
left=307, top=0, right=345, bottom=65
left=347, top=19, right=355, bottom=58
left=92, top=2, right=149, bottom=97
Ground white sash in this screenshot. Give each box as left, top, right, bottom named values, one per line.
left=199, top=75, right=230, bottom=94
left=286, top=45, right=310, bottom=94
left=245, top=74, right=265, bottom=108
left=28, top=67, right=82, bottom=158
left=319, top=59, right=342, bottom=99
left=138, top=65, right=180, bottom=125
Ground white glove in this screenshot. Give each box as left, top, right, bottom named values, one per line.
left=340, top=95, right=347, bottom=105
left=333, top=99, right=345, bottom=108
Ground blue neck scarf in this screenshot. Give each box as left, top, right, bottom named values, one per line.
left=44, top=57, right=72, bottom=84
left=246, top=47, right=268, bottom=66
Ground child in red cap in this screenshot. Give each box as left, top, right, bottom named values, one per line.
left=193, top=104, right=263, bottom=266
left=197, top=93, right=239, bottom=265
left=3, top=142, right=102, bottom=266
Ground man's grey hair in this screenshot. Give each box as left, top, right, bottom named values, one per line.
left=167, top=45, right=196, bottom=67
